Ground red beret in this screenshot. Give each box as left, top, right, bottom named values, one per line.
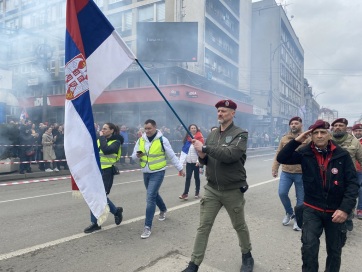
left=308, top=120, right=330, bottom=131
left=352, top=123, right=362, bottom=130
left=289, top=116, right=302, bottom=125
left=215, top=99, right=237, bottom=110
left=331, top=118, right=348, bottom=126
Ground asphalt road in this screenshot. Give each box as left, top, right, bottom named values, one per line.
left=0, top=149, right=361, bottom=272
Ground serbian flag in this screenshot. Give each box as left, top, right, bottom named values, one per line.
left=20, top=108, right=29, bottom=121
left=64, top=0, right=135, bottom=225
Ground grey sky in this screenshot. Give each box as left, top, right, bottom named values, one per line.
left=255, top=0, right=362, bottom=124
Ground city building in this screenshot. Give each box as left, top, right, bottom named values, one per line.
left=1, top=0, right=256, bottom=131
left=251, top=0, right=304, bottom=135
left=303, top=78, right=320, bottom=128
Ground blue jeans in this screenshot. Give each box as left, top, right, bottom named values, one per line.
left=143, top=170, right=167, bottom=229
left=90, top=197, right=117, bottom=224
left=357, top=172, right=362, bottom=210
left=278, top=171, right=304, bottom=215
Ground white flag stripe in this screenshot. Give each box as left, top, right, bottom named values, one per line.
left=87, top=31, right=135, bottom=105
left=64, top=100, right=107, bottom=217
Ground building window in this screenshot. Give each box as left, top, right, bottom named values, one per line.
left=128, top=77, right=135, bottom=88
left=156, top=2, right=165, bottom=22
left=123, top=11, right=132, bottom=31
left=139, top=4, right=154, bottom=22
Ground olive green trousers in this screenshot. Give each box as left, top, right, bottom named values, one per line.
left=191, top=184, right=252, bottom=266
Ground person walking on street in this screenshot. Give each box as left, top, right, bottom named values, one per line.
left=352, top=123, right=362, bottom=219
left=179, top=124, right=204, bottom=200
left=182, top=99, right=254, bottom=272
left=131, top=119, right=185, bottom=239
left=272, top=116, right=308, bottom=231
left=84, top=123, right=124, bottom=233
left=331, top=118, right=362, bottom=231
left=277, top=119, right=359, bottom=272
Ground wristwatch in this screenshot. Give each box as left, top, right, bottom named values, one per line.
left=202, top=145, right=207, bottom=153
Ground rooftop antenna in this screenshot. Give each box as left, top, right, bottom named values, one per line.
left=279, top=0, right=292, bottom=16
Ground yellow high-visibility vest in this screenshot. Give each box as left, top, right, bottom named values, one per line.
left=97, top=139, right=121, bottom=169
left=139, top=137, right=166, bottom=170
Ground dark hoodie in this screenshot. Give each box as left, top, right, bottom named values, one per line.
left=98, top=134, right=124, bottom=155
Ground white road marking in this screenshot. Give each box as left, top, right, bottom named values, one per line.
left=0, top=177, right=278, bottom=261
left=248, top=153, right=275, bottom=158
left=263, top=158, right=274, bottom=161
left=0, top=175, right=177, bottom=204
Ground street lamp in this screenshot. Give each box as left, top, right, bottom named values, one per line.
left=36, top=43, right=53, bottom=123
left=313, top=91, right=325, bottom=101
left=269, top=41, right=288, bottom=136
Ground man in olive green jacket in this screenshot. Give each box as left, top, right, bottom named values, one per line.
left=331, top=118, right=362, bottom=231
left=182, top=99, right=253, bottom=272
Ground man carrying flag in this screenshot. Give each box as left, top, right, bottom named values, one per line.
left=20, top=108, right=29, bottom=122
left=64, top=0, right=135, bottom=228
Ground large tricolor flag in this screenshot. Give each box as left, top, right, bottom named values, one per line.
left=64, top=0, right=135, bottom=224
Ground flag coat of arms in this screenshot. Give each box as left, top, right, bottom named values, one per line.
left=65, top=0, right=135, bottom=224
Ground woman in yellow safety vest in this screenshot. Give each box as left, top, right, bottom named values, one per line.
left=84, top=122, right=124, bottom=233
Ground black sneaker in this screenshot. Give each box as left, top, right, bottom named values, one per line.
left=84, top=223, right=101, bottom=233
left=26, top=169, right=32, bottom=173
left=114, top=207, right=123, bottom=225
left=241, top=252, right=254, bottom=272
left=182, top=262, right=199, bottom=272
left=346, top=219, right=353, bottom=231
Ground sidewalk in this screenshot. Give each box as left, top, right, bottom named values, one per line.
left=0, top=161, right=140, bottom=183
left=0, top=148, right=273, bottom=183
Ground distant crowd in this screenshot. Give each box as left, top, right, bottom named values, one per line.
left=0, top=120, right=217, bottom=173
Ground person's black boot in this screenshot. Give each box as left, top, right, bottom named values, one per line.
left=182, top=261, right=199, bottom=272
left=240, top=252, right=254, bottom=272
left=84, top=223, right=101, bottom=233
left=114, top=207, right=123, bottom=225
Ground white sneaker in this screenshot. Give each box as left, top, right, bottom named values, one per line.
left=45, top=168, right=53, bottom=172
left=282, top=213, right=293, bottom=226
left=53, top=168, right=59, bottom=172
left=159, top=210, right=166, bottom=221
left=293, top=220, right=301, bottom=231
left=141, top=226, right=151, bottom=239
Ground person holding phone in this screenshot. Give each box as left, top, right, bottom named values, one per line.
left=131, top=119, right=185, bottom=239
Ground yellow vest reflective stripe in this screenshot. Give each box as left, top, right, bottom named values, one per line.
left=97, top=139, right=122, bottom=169
left=139, top=137, right=167, bottom=170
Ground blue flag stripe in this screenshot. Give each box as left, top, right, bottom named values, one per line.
left=77, top=1, right=114, bottom=58
left=65, top=31, right=81, bottom=63
left=71, top=91, right=101, bottom=170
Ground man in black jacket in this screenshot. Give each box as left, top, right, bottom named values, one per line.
left=277, top=119, right=359, bottom=272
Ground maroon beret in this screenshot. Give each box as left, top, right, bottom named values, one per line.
left=308, top=120, right=330, bottom=131
left=289, top=116, right=302, bottom=125
left=331, top=118, right=348, bottom=126
left=215, top=99, right=237, bottom=110
left=352, top=123, right=362, bottom=130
